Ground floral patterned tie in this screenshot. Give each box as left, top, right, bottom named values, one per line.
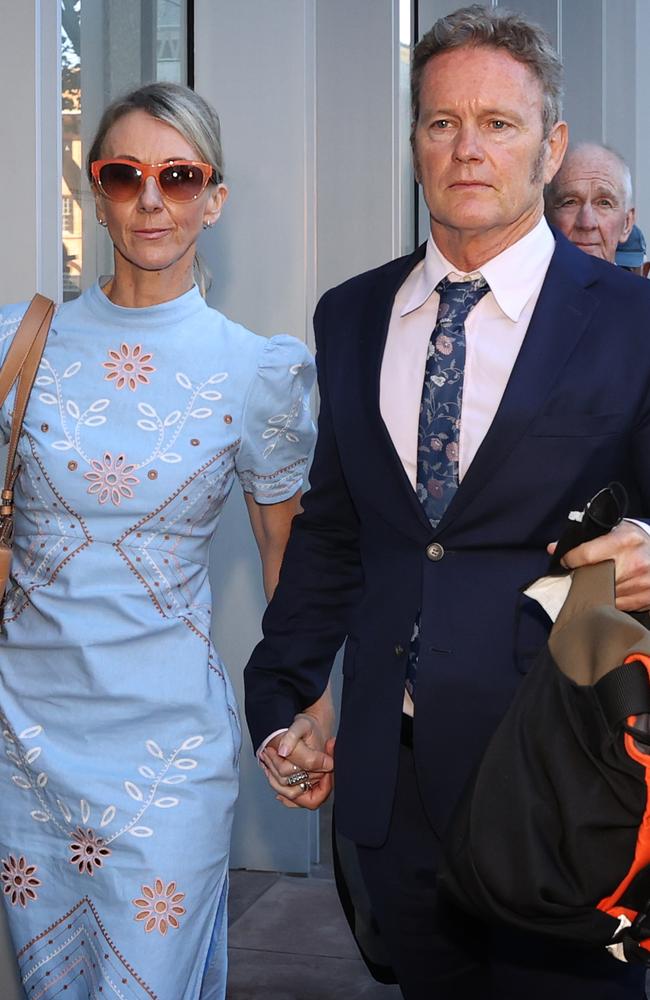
left=407, top=274, right=489, bottom=698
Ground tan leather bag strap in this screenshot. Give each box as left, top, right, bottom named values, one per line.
left=0, top=294, right=55, bottom=513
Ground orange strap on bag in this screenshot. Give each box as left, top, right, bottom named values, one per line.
left=0, top=294, right=55, bottom=599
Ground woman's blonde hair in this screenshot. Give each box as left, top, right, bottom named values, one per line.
left=87, top=81, right=224, bottom=183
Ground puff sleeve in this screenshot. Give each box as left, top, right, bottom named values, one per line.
left=235, top=334, right=316, bottom=503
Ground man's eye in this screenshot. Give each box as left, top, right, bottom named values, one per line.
left=597, top=200, right=614, bottom=208
left=558, top=198, right=577, bottom=208
left=432, top=119, right=451, bottom=129
left=489, top=120, right=509, bottom=130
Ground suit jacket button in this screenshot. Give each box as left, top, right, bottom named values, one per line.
left=394, top=643, right=405, bottom=656
left=426, top=542, right=445, bottom=561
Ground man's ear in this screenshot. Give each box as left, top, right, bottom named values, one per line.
left=411, top=121, right=423, bottom=185
left=543, top=120, right=568, bottom=185
left=621, top=207, right=635, bottom=244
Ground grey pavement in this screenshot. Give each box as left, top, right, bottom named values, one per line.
left=227, top=870, right=401, bottom=1000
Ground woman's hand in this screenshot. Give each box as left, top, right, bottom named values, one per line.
left=260, top=713, right=335, bottom=810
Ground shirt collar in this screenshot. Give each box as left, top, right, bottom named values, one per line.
left=400, top=217, right=555, bottom=322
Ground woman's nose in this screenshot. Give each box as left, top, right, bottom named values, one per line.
left=138, top=175, right=164, bottom=210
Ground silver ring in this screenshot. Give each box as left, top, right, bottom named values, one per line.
left=286, top=770, right=310, bottom=787
left=299, top=781, right=313, bottom=793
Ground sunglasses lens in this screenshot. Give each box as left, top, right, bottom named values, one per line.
left=98, top=162, right=142, bottom=201
left=159, top=163, right=208, bottom=201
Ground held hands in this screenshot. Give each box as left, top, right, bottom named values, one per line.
left=259, top=713, right=335, bottom=811
left=547, top=521, right=650, bottom=611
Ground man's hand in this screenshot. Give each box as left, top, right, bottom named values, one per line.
left=547, top=521, right=650, bottom=611
left=259, top=713, right=335, bottom=810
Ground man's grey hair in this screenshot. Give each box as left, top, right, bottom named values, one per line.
left=411, top=4, right=563, bottom=141
left=545, top=143, right=634, bottom=209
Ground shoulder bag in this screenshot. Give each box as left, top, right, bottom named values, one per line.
left=0, top=294, right=55, bottom=600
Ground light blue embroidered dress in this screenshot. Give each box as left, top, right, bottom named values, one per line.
left=0, top=282, right=315, bottom=1000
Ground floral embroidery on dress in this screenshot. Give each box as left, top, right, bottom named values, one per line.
left=68, top=827, right=112, bottom=875
left=1, top=855, right=41, bottom=907
left=84, top=451, right=140, bottom=505
left=37, top=352, right=231, bottom=476
left=133, top=879, right=186, bottom=935
left=103, top=343, right=156, bottom=391
left=0, top=311, right=25, bottom=351
left=259, top=361, right=310, bottom=460
left=3, top=720, right=204, bottom=848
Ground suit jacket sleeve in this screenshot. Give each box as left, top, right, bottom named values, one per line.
left=244, top=292, right=364, bottom=751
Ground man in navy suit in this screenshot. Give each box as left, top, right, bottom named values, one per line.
left=245, top=6, right=650, bottom=998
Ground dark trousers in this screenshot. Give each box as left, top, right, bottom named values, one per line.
left=355, top=742, right=647, bottom=1000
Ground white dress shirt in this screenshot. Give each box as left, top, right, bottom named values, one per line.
left=383, top=218, right=556, bottom=716
left=380, top=217, right=555, bottom=485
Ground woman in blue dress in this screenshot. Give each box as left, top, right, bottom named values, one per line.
left=0, top=82, right=315, bottom=999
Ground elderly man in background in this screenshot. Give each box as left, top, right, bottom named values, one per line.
left=545, top=142, right=634, bottom=262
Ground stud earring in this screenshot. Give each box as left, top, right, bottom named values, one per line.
left=202, top=221, right=214, bottom=230
left=98, top=219, right=108, bottom=228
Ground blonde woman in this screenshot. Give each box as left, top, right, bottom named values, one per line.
left=0, top=82, right=314, bottom=999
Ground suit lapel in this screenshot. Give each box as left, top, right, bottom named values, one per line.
left=357, top=243, right=434, bottom=540
left=438, top=235, right=599, bottom=534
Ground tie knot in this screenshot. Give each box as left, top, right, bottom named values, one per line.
left=436, top=274, right=488, bottom=299
left=435, top=275, right=489, bottom=326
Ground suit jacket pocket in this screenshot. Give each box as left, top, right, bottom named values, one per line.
left=529, top=412, right=625, bottom=437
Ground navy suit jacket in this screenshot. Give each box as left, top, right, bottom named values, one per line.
left=245, top=231, right=650, bottom=846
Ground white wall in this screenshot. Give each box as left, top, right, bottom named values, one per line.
left=635, top=0, right=650, bottom=234
left=195, top=0, right=407, bottom=872
left=195, top=0, right=319, bottom=874
left=0, top=2, right=61, bottom=304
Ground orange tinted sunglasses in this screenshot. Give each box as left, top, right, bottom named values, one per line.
left=91, top=159, right=216, bottom=203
